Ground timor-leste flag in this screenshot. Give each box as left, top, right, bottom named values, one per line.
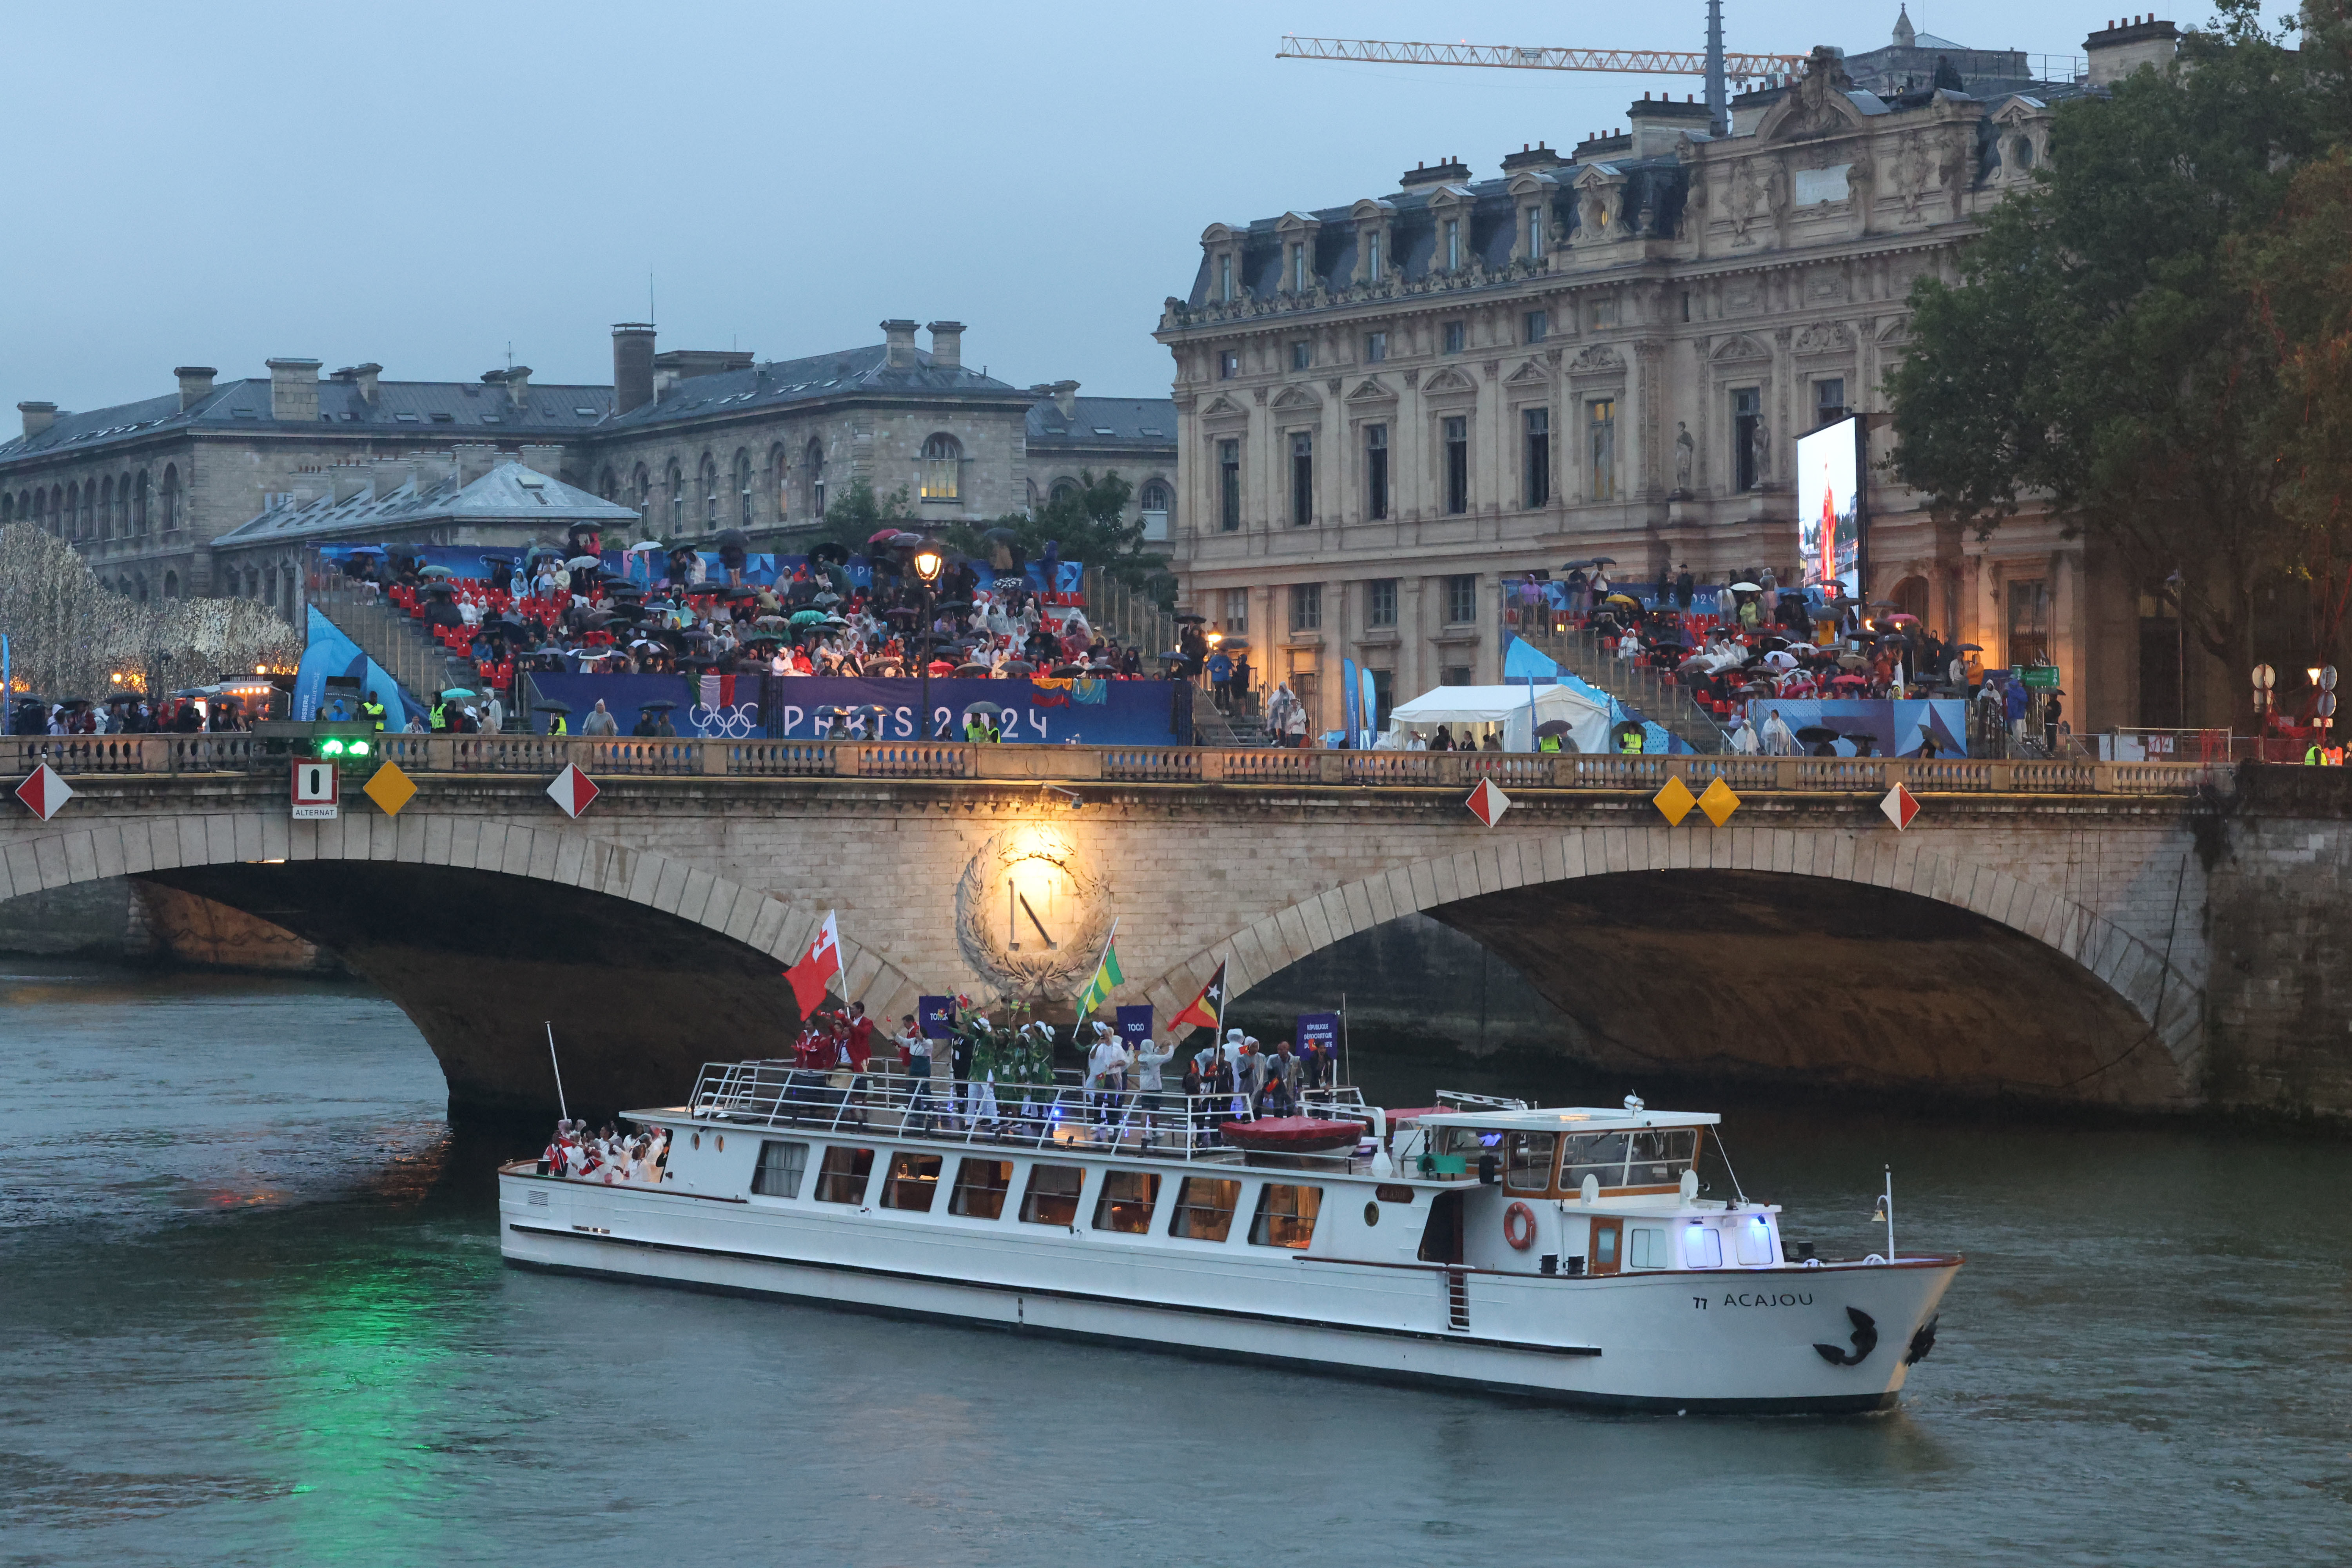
left=1169, top=960, right=1227, bottom=1035
left=1074, top=929, right=1125, bottom=1016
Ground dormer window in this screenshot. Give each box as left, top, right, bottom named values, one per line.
left=2013, top=136, right=2035, bottom=171
left=1445, top=219, right=1461, bottom=270
left=1219, top=254, right=1234, bottom=301
left=1367, top=232, right=1383, bottom=282
left=1527, top=207, right=1547, bottom=260
left=1292, top=244, right=1309, bottom=293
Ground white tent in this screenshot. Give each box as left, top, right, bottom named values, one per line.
left=1383, top=682, right=1612, bottom=754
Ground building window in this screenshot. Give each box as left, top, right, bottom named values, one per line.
left=1365, top=425, right=1389, bottom=520
left=1140, top=478, right=1172, bottom=534
left=1523, top=407, right=1551, bottom=508
left=1289, top=583, right=1321, bottom=632
left=1524, top=309, right=1548, bottom=345
left=701, top=455, right=720, bottom=528
left=1289, top=432, right=1313, bottom=526
left=1445, top=574, right=1479, bottom=625
left=1367, top=231, right=1383, bottom=281
left=1368, top=577, right=1397, bottom=628
left=1218, top=439, right=1241, bottom=531
left=1444, top=218, right=1461, bottom=271
left=1587, top=399, right=1618, bottom=501
left=1219, top=254, right=1234, bottom=301
left=1443, top=416, right=1469, bottom=514
left=920, top=432, right=962, bottom=501
left=804, top=440, right=825, bottom=518
left=1049, top=478, right=1079, bottom=508
left=1442, top=665, right=1472, bottom=686
left=1222, top=586, right=1249, bottom=634
left=1291, top=341, right=1312, bottom=372
left=1443, top=321, right=1465, bottom=354
left=1589, top=298, right=1619, bottom=330
left=2007, top=579, right=2051, bottom=667
left=1365, top=331, right=1387, bottom=364
left=1732, top=387, right=1761, bottom=493
left=735, top=450, right=753, bottom=524
left=1527, top=206, right=1547, bottom=260
left=134, top=471, right=149, bottom=534
left=1815, top=378, right=1847, bottom=427
left=1219, top=350, right=1240, bottom=380
left=163, top=570, right=180, bottom=599
left=160, top=465, right=180, bottom=532
left=1293, top=244, right=1309, bottom=293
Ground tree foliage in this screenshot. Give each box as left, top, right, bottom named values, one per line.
left=1887, top=0, right=2350, bottom=710
left=947, top=469, right=1175, bottom=607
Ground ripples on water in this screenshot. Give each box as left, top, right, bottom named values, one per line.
left=0, top=957, right=2346, bottom=1566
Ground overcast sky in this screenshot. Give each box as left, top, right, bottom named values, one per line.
left=0, top=2, right=2266, bottom=419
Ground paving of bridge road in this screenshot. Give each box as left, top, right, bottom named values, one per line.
left=2, top=958, right=2346, bottom=1566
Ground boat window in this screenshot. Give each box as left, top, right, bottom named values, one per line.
left=1249, top=1184, right=1322, bottom=1249
left=1626, top=1128, right=1700, bottom=1187
left=1019, top=1164, right=1085, bottom=1226
left=814, top=1146, right=875, bottom=1204
left=1504, top=1132, right=1557, bottom=1192
left=1683, top=1225, right=1723, bottom=1268
left=1169, top=1177, right=1243, bottom=1242
left=949, top=1158, right=1013, bottom=1220
left=1093, top=1170, right=1160, bottom=1234
left=751, top=1140, right=808, bottom=1199
left=882, top=1151, right=942, bottom=1212
left=1374, top=1183, right=1416, bottom=1204
left=1561, top=1131, right=1630, bottom=1190
left=1628, top=1226, right=1668, bottom=1269
left=1736, top=1216, right=1776, bottom=1265
left=1438, top=1127, right=1504, bottom=1159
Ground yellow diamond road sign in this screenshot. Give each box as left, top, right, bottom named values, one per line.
left=1652, top=774, right=1697, bottom=826
left=1697, top=776, right=1742, bottom=828
left=363, top=760, right=417, bottom=817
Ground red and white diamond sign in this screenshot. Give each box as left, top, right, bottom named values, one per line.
left=14, top=763, right=73, bottom=821
left=1465, top=776, right=1512, bottom=829
left=546, top=763, right=599, bottom=819
left=1880, top=782, right=1921, bottom=831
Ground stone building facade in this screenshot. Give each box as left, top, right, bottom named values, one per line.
left=0, top=319, right=1173, bottom=613
left=1152, top=16, right=2178, bottom=737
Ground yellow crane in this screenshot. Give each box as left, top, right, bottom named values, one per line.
left=1278, top=5, right=1803, bottom=138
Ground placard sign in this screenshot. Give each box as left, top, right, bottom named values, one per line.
left=918, top=995, right=955, bottom=1040
left=1115, top=1005, right=1154, bottom=1048
left=1296, top=1012, right=1340, bottom=1053
left=291, top=759, right=339, bottom=820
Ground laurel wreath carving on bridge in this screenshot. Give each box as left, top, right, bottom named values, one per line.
left=953, top=825, right=1112, bottom=1003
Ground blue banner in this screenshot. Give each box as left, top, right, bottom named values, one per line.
left=1341, top=657, right=1360, bottom=741
left=521, top=672, right=1187, bottom=746
left=1743, top=697, right=1970, bottom=757
left=919, top=995, right=955, bottom=1040
left=1115, top=1005, right=1154, bottom=1048
left=294, top=606, right=426, bottom=727
left=1296, top=1012, right=1339, bottom=1052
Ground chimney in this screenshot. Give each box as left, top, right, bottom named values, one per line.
left=612, top=323, right=656, bottom=414
left=327, top=363, right=381, bottom=405
left=518, top=443, right=563, bottom=480
left=369, top=458, right=417, bottom=499
left=926, top=320, right=965, bottom=369
left=453, top=443, right=500, bottom=486
left=2085, top=16, right=2178, bottom=86
left=481, top=366, right=532, bottom=407
left=1049, top=379, right=1079, bottom=421
left=267, top=358, right=321, bottom=422
left=330, top=464, right=370, bottom=504
left=881, top=318, right=920, bottom=369
left=1626, top=96, right=1711, bottom=157
left=1399, top=156, right=1472, bottom=191
left=174, top=367, right=217, bottom=412
left=17, top=401, right=57, bottom=440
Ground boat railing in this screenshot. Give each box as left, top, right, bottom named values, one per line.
left=682, top=1062, right=1373, bottom=1164
left=1434, top=1089, right=1532, bottom=1112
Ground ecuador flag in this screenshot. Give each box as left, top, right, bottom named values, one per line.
left=1074, top=927, right=1125, bottom=1016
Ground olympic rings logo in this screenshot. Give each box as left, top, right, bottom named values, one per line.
left=689, top=702, right=760, bottom=739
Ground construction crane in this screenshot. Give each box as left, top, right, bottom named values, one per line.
left=1278, top=3, right=1803, bottom=137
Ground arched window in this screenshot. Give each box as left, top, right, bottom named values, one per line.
left=134, top=575, right=148, bottom=603
left=160, top=465, right=180, bottom=532
left=117, top=576, right=132, bottom=596
left=134, top=470, right=149, bottom=534
left=734, top=449, right=753, bottom=526
left=1049, top=477, right=1079, bottom=507
left=699, top=453, right=719, bottom=529
left=98, top=476, right=113, bottom=540
left=31, top=488, right=46, bottom=533
left=597, top=466, right=618, bottom=502
left=1891, top=575, right=1931, bottom=622
left=115, top=474, right=130, bottom=534
left=1140, top=479, right=1171, bottom=513
left=920, top=433, right=962, bottom=501
left=768, top=443, right=788, bottom=522
left=0, top=492, right=12, bottom=523
left=805, top=439, right=826, bottom=518
left=632, top=464, right=651, bottom=516
left=67, top=481, right=84, bottom=541
left=666, top=460, right=684, bottom=530
left=264, top=568, right=277, bottom=609
left=163, top=570, right=180, bottom=599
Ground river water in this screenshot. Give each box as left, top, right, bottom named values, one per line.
left=1, top=958, right=2346, bottom=1566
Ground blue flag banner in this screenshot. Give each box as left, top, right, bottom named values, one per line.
left=294, top=606, right=427, bottom=727
left=919, top=995, right=956, bottom=1040
left=1341, top=657, right=1360, bottom=742
left=1116, top=1005, right=1154, bottom=1048
left=521, top=673, right=1188, bottom=745
left=1295, top=1012, right=1340, bottom=1052
left=1742, top=697, right=1970, bottom=757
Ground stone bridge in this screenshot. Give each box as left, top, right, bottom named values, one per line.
left=4, top=735, right=2345, bottom=1123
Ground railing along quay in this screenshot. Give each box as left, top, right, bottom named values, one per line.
left=0, top=733, right=2225, bottom=795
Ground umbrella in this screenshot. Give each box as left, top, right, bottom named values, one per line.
left=1173, top=613, right=1208, bottom=624
left=812, top=590, right=842, bottom=606
left=640, top=699, right=679, bottom=711
left=440, top=687, right=477, bottom=698
left=954, top=662, right=992, bottom=677
left=755, top=615, right=789, bottom=628
left=624, top=540, right=663, bottom=554
left=533, top=701, right=573, bottom=714
left=715, top=528, right=748, bottom=550
left=419, top=564, right=455, bottom=579
left=868, top=528, right=906, bottom=546
left=1000, top=659, right=1034, bottom=675
left=1605, top=593, right=1639, bottom=606
left=1883, top=612, right=1921, bottom=624
left=1794, top=726, right=1840, bottom=744
left=1589, top=557, right=1617, bottom=568
left=809, top=541, right=849, bottom=566
left=1559, top=559, right=1595, bottom=570
left=1156, top=650, right=1187, bottom=663
left=566, top=555, right=601, bottom=570
left=1535, top=719, right=1574, bottom=739
left=1956, top=643, right=1984, bottom=652
left=1729, top=580, right=1761, bottom=592
left=1830, top=674, right=1869, bottom=687
left=789, top=609, right=828, bottom=626
left=961, top=700, right=1005, bottom=718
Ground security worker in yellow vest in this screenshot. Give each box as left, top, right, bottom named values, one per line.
left=1538, top=731, right=1563, bottom=754
left=429, top=699, right=448, bottom=732
left=545, top=710, right=568, bottom=737
left=1618, top=726, right=1645, bottom=755
left=360, top=691, right=387, bottom=732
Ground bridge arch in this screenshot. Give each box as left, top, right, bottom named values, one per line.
left=1138, top=823, right=2205, bottom=1108
left=0, top=808, right=924, bottom=1115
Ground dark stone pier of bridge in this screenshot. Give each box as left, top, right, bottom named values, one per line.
left=3, top=736, right=2347, bottom=1125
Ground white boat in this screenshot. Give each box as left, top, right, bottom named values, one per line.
left=498, top=1065, right=1959, bottom=1413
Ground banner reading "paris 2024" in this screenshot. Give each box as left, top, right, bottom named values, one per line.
left=525, top=673, right=1191, bottom=746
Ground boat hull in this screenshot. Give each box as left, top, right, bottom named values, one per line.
left=499, top=1171, right=1957, bottom=1414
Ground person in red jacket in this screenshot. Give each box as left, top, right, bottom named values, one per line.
left=844, top=1002, right=875, bottom=1073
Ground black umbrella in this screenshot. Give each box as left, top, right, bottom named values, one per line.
left=1535, top=719, right=1574, bottom=739
left=1173, top=613, right=1208, bottom=624
left=808, top=541, right=849, bottom=566
left=534, top=701, right=573, bottom=715
left=1794, top=726, right=1840, bottom=744
left=639, top=699, right=678, bottom=711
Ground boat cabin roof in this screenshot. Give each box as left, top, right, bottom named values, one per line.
left=1414, top=1107, right=1720, bottom=1132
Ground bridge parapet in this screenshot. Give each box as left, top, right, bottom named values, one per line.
left=1, top=733, right=2220, bottom=795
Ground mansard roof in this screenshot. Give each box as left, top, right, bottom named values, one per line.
left=1027, top=396, right=1175, bottom=450
left=601, top=341, right=1031, bottom=434
left=212, top=460, right=637, bottom=548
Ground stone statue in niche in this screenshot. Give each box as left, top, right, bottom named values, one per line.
left=1674, top=423, right=1695, bottom=493
left=1895, top=132, right=1930, bottom=220
left=1577, top=181, right=1621, bottom=240
left=1751, top=417, right=1772, bottom=481
left=1728, top=159, right=1784, bottom=242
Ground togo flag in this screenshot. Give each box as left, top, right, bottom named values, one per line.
left=1074, top=923, right=1124, bottom=1016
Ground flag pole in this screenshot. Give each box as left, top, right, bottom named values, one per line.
left=1340, top=989, right=1352, bottom=1093
left=545, top=1020, right=569, bottom=1124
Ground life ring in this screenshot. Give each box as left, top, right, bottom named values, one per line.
left=1503, top=1201, right=1538, bottom=1251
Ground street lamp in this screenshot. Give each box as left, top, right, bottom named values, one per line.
left=908, top=539, right=947, bottom=742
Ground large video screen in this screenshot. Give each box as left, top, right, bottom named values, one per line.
left=1796, top=416, right=1860, bottom=599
